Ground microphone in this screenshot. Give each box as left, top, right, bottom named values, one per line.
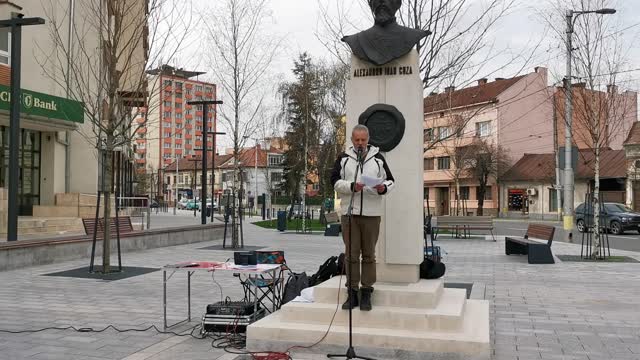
left=356, top=147, right=364, bottom=164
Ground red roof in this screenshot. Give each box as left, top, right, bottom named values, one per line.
left=502, top=149, right=627, bottom=182
left=220, top=146, right=284, bottom=169
left=624, top=122, right=640, bottom=146
left=424, top=76, right=525, bottom=114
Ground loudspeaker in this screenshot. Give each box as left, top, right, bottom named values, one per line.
left=234, top=251, right=257, bottom=265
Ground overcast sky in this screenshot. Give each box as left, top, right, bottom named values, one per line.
left=180, top=0, right=640, bottom=149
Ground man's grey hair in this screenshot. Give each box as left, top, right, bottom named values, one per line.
left=352, top=124, right=370, bottom=137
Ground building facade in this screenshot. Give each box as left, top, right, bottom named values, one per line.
left=219, top=143, right=285, bottom=208
left=423, top=67, right=552, bottom=216
left=0, top=0, right=146, bottom=225
left=500, top=150, right=628, bottom=219
left=135, top=65, right=217, bottom=178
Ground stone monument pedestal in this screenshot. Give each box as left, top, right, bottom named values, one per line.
left=246, top=277, right=490, bottom=359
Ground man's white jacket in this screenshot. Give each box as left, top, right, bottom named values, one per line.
left=330, top=145, right=395, bottom=217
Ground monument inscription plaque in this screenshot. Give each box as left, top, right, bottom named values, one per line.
left=358, top=104, right=405, bottom=152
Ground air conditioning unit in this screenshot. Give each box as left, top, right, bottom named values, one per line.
left=526, top=188, right=537, bottom=196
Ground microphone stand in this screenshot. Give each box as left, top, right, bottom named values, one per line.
left=328, top=149, right=376, bottom=360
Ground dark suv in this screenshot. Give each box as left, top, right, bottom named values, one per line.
left=575, top=202, right=640, bottom=235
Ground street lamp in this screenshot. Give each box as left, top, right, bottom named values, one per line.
left=187, top=99, right=223, bottom=224
left=562, top=7, right=616, bottom=239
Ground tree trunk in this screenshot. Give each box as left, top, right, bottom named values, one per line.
left=593, top=146, right=601, bottom=258
left=477, top=174, right=488, bottom=217
left=455, top=180, right=460, bottom=216
left=102, top=139, right=114, bottom=273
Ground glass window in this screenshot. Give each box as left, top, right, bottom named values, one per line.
left=459, top=186, right=469, bottom=200
left=423, top=128, right=433, bottom=142
left=437, top=157, right=450, bottom=170
left=271, top=172, right=282, bottom=183
left=268, top=155, right=283, bottom=166
left=437, top=127, right=449, bottom=140
left=476, top=121, right=491, bottom=137
left=164, top=111, right=172, bottom=118
left=479, top=186, right=492, bottom=200
left=164, top=101, right=171, bottom=107
left=424, top=158, right=434, bottom=170
left=163, top=80, right=172, bottom=86
left=0, top=28, right=10, bottom=65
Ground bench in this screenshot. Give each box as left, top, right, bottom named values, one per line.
left=435, top=216, right=495, bottom=241
left=505, top=224, right=555, bottom=264
left=82, top=217, right=134, bottom=239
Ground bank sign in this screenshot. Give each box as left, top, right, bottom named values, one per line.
left=0, top=84, right=84, bottom=124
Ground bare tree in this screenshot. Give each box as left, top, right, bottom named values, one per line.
left=544, top=0, right=636, bottom=257
left=467, top=139, right=510, bottom=216
left=38, top=0, right=193, bottom=272
left=202, top=0, right=283, bottom=247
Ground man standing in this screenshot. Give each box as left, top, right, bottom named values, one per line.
left=331, top=125, right=395, bottom=311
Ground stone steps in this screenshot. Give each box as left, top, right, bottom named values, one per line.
left=247, top=299, right=489, bottom=357
left=280, top=287, right=467, bottom=331
left=14, top=217, right=85, bottom=236
left=314, top=276, right=443, bottom=309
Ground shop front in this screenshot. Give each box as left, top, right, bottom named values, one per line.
left=0, top=84, right=83, bottom=216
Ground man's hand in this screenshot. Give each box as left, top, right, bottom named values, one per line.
left=374, top=184, right=386, bottom=194
left=354, top=182, right=365, bottom=192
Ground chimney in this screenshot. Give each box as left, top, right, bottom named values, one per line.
left=607, top=84, right=618, bottom=94
left=477, top=78, right=488, bottom=86
left=429, top=91, right=438, bottom=96
left=573, top=82, right=586, bottom=88
left=495, top=77, right=505, bottom=81
left=445, top=86, right=456, bottom=93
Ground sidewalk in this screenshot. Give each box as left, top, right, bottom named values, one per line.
left=1, top=222, right=640, bottom=359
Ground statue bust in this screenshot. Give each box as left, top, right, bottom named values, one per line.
left=342, top=0, right=430, bottom=66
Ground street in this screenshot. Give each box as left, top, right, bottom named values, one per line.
left=494, top=219, right=640, bottom=252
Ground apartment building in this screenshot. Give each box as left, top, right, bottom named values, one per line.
left=0, top=0, right=146, bottom=221
left=423, top=67, right=553, bottom=216
left=135, top=65, right=217, bottom=177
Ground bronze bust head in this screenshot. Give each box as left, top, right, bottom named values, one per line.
left=342, top=0, right=430, bottom=66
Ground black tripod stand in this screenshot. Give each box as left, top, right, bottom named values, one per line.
left=328, top=149, right=376, bottom=360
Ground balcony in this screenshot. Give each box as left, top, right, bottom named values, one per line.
left=136, top=159, right=146, bottom=164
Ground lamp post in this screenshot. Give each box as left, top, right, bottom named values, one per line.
left=208, top=131, right=225, bottom=223
left=0, top=14, right=45, bottom=242
left=187, top=100, right=223, bottom=224
left=173, top=155, right=179, bottom=215
left=562, top=7, right=616, bottom=239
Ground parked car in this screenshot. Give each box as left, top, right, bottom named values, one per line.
left=150, top=200, right=159, bottom=208
left=575, top=202, right=640, bottom=235
left=178, top=199, right=189, bottom=210
left=186, top=200, right=198, bottom=210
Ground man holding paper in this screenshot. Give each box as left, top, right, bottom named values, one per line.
left=330, top=124, right=395, bottom=311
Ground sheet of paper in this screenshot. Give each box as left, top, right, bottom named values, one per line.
left=361, top=175, right=383, bottom=187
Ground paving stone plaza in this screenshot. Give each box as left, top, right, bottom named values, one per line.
left=1, top=220, right=640, bottom=360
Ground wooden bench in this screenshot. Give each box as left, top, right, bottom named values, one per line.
left=435, top=216, right=496, bottom=241
left=505, top=224, right=555, bottom=264
left=82, top=217, right=134, bottom=239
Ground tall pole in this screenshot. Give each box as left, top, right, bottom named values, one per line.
left=173, top=156, right=179, bottom=215
left=563, top=10, right=575, bottom=239
left=209, top=131, right=225, bottom=223
left=255, top=139, right=259, bottom=216
left=187, top=100, right=223, bottom=225
left=562, top=8, right=616, bottom=240
left=0, top=15, right=45, bottom=241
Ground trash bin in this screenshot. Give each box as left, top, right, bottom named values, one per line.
left=277, top=210, right=287, bottom=232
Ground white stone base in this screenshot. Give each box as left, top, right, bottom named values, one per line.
left=246, top=276, right=489, bottom=358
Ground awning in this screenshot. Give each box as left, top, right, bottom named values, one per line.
left=0, top=84, right=84, bottom=124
